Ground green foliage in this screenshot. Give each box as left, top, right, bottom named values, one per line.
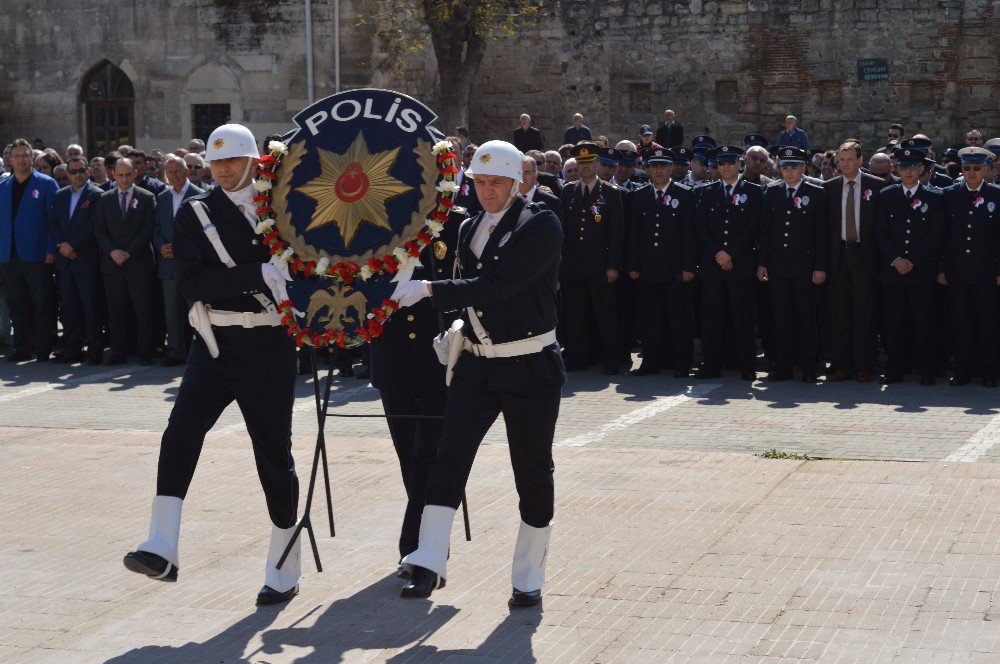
left=758, top=448, right=815, bottom=461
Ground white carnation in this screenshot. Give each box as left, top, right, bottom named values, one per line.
left=425, top=219, right=444, bottom=236
left=359, top=264, right=373, bottom=280
left=436, top=180, right=460, bottom=194
left=253, top=179, right=272, bottom=192
left=433, top=140, right=452, bottom=155
left=268, top=140, right=288, bottom=155
left=255, top=220, right=274, bottom=234
left=315, top=257, right=330, bottom=274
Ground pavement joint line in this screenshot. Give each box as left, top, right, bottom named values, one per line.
left=213, top=383, right=374, bottom=435
left=554, top=383, right=722, bottom=447
left=943, top=412, right=1000, bottom=462
left=0, top=365, right=156, bottom=403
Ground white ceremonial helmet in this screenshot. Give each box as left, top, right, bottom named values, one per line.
left=465, top=140, right=523, bottom=183
left=204, top=123, right=260, bottom=162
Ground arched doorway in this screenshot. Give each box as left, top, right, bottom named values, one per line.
left=81, top=61, right=135, bottom=156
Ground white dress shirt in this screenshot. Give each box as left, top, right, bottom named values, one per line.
left=69, top=185, right=85, bottom=217
left=170, top=181, right=191, bottom=217
left=469, top=201, right=514, bottom=259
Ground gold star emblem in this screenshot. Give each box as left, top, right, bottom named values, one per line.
left=297, top=130, right=413, bottom=244
left=580, top=149, right=590, bottom=157
left=479, top=153, right=491, bottom=164
left=213, top=138, right=224, bottom=149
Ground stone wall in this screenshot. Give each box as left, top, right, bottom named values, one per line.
left=1, top=1, right=996, bottom=155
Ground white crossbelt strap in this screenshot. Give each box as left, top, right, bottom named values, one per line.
left=206, top=309, right=280, bottom=328
left=190, top=200, right=276, bottom=314
left=463, top=329, right=557, bottom=359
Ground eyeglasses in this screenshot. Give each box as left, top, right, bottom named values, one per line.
left=67, top=167, right=87, bottom=175
left=962, top=165, right=985, bottom=172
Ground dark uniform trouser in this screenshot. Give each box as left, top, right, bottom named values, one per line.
left=950, top=282, right=999, bottom=379
left=638, top=280, right=693, bottom=369
left=161, top=277, right=189, bottom=359
left=156, top=361, right=299, bottom=528
left=1, top=257, right=54, bottom=354
left=882, top=282, right=934, bottom=378
left=756, top=279, right=776, bottom=364
left=104, top=270, right=154, bottom=356
left=562, top=277, right=620, bottom=367
left=701, top=279, right=755, bottom=372
left=381, top=390, right=446, bottom=558
left=770, top=276, right=819, bottom=373
left=829, top=248, right=876, bottom=373
left=425, top=373, right=560, bottom=529
left=58, top=267, right=99, bottom=354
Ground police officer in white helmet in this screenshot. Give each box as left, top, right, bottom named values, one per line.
left=392, top=140, right=565, bottom=607
left=123, top=124, right=303, bottom=606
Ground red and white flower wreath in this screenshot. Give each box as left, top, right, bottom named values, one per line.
left=252, top=139, right=459, bottom=348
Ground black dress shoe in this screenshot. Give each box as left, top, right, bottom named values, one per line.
left=256, top=584, right=299, bottom=606
left=54, top=352, right=83, bottom=364
left=767, top=370, right=792, bottom=382
left=356, top=366, right=371, bottom=379
left=696, top=367, right=722, bottom=379
left=395, top=564, right=412, bottom=580
left=138, top=355, right=154, bottom=366
left=400, top=565, right=444, bottom=599
left=603, top=365, right=619, bottom=376
left=87, top=352, right=103, bottom=365
left=920, top=376, right=936, bottom=386
left=161, top=357, right=185, bottom=367
left=951, top=375, right=970, bottom=387
left=509, top=587, right=542, bottom=608
left=984, top=377, right=998, bottom=388
left=123, top=550, right=178, bottom=581
left=801, top=372, right=817, bottom=383
left=106, top=354, right=128, bottom=366
left=880, top=374, right=903, bottom=385
left=741, top=370, right=757, bottom=381
left=630, top=364, right=661, bottom=376
left=6, top=351, right=32, bottom=363
left=34, top=353, right=50, bottom=363
left=673, top=368, right=691, bottom=379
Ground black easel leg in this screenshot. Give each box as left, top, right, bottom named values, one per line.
left=462, top=492, right=471, bottom=541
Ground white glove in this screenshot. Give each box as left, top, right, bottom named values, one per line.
left=261, top=263, right=289, bottom=305
left=432, top=332, right=450, bottom=365
left=392, top=279, right=431, bottom=308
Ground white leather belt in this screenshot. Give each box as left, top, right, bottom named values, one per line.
left=206, top=309, right=281, bottom=328
left=462, top=329, right=557, bottom=358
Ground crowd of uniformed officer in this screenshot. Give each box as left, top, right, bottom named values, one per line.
left=514, top=132, right=1000, bottom=387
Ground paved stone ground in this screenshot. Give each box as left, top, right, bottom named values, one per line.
left=3, top=358, right=1000, bottom=662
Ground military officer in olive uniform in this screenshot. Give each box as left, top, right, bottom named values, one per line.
left=875, top=147, right=946, bottom=385
left=938, top=147, right=1000, bottom=387
left=757, top=146, right=829, bottom=383
left=695, top=146, right=762, bottom=381
left=628, top=147, right=697, bottom=376
left=559, top=142, right=625, bottom=374
left=370, top=207, right=464, bottom=571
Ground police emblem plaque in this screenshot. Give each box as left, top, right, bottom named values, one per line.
left=263, top=89, right=454, bottom=348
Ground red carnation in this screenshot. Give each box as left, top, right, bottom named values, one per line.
left=383, top=255, right=398, bottom=274
left=259, top=154, right=277, bottom=166
left=382, top=298, right=399, bottom=311
left=417, top=232, right=432, bottom=244
left=368, top=257, right=383, bottom=271
left=372, top=307, right=386, bottom=320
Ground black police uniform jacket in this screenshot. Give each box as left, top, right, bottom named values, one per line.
left=429, top=197, right=565, bottom=392
left=628, top=180, right=696, bottom=282
left=874, top=183, right=945, bottom=285
left=173, top=186, right=296, bottom=380
left=695, top=178, right=762, bottom=280
left=559, top=179, right=624, bottom=278
left=758, top=180, right=829, bottom=278
left=369, top=209, right=464, bottom=396
left=940, top=182, right=1000, bottom=284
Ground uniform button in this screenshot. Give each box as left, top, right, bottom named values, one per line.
left=968, top=236, right=972, bottom=241
left=526, top=331, right=533, bottom=336
left=654, top=242, right=659, bottom=247
left=408, top=332, right=416, bottom=340
left=786, top=210, right=791, bottom=215
left=723, top=242, right=729, bottom=246
left=251, top=239, right=259, bottom=245
left=724, top=230, right=729, bottom=235
left=969, top=224, right=973, bottom=229
left=905, top=229, right=910, bottom=234
left=967, top=249, right=972, bottom=254
left=406, top=314, right=414, bottom=322
left=783, top=243, right=788, bottom=247
left=476, top=310, right=483, bottom=316
left=784, top=232, right=789, bottom=237
left=476, top=262, right=482, bottom=269
left=785, top=222, right=790, bottom=226
left=654, top=232, right=659, bottom=237
left=905, top=240, right=910, bottom=244
left=969, top=210, right=974, bottom=215
left=906, top=219, right=911, bottom=223
left=724, top=220, right=729, bottom=224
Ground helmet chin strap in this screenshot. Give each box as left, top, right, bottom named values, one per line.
left=222, top=158, right=256, bottom=192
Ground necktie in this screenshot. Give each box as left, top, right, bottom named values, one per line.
left=906, top=189, right=913, bottom=200
left=120, top=192, right=128, bottom=218
left=969, top=188, right=978, bottom=204
left=845, top=180, right=858, bottom=243
left=658, top=189, right=666, bottom=206
left=787, top=187, right=795, bottom=205
left=725, top=185, right=733, bottom=204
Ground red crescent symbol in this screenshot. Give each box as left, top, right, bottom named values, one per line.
left=334, top=162, right=370, bottom=203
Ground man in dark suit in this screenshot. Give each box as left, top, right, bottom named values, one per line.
left=129, top=149, right=166, bottom=196
left=155, top=157, right=203, bottom=366
left=512, top=114, right=544, bottom=153
left=938, top=147, right=1000, bottom=387
left=559, top=142, right=624, bottom=375
left=757, top=146, right=829, bottom=383
left=627, top=147, right=697, bottom=376
left=0, top=138, right=58, bottom=362
left=695, top=146, right=763, bottom=381
left=655, top=109, right=684, bottom=148
left=94, top=157, right=157, bottom=365
left=46, top=155, right=103, bottom=364
left=875, top=147, right=946, bottom=385
left=824, top=140, right=883, bottom=382
left=519, top=155, right=563, bottom=220
left=524, top=150, right=563, bottom=197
